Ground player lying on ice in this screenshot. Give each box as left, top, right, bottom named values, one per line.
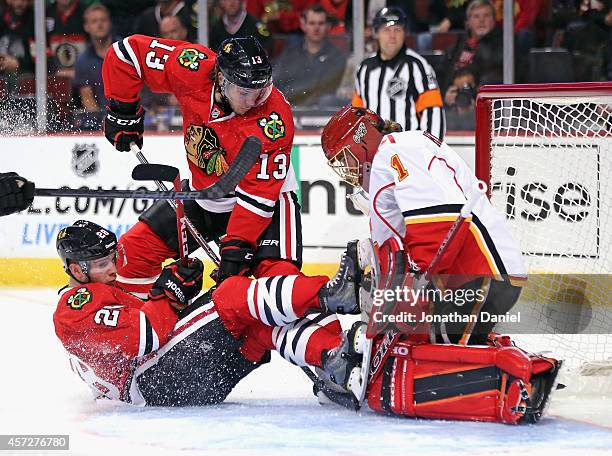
left=312, top=106, right=563, bottom=424
left=51, top=219, right=365, bottom=406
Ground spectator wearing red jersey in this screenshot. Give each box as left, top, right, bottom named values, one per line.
left=46, top=0, right=88, bottom=79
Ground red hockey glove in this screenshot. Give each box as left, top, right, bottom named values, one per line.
left=103, top=98, right=145, bottom=152
left=149, top=258, right=204, bottom=311
left=0, top=172, right=34, bottom=216
left=216, top=238, right=254, bottom=284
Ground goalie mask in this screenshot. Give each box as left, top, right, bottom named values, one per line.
left=321, top=106, right=385, bottom=191
left=216, top=36, right=273, bottom=115
left=56, top=220, right=117, bottom=283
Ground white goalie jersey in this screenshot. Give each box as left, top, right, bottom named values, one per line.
left=368, top=130, right=526, bottom=277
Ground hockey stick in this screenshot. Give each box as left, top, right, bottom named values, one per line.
left=130, top=149, right=221, bottom=267
left=422, top=180, right=488, bottom=282
left=132, top=163, right=189, bottom=266
left=34, top=136, right=262, bottom=201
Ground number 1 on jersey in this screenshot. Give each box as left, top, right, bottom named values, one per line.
left=391, top=154, right=408, bottom=181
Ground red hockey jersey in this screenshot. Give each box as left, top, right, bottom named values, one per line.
left=53, top=283, right=178, bottom=403
left=102, top=35, right=297, bottom=246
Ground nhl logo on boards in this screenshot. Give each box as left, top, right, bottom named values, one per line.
left=386, top=77, right=407, bottom=98
left=71, top=143, right=99, bottom=178
left=67, top=287, right=93, bottom=310
left=177, top=48, right=207, bottom=71
left=258, top=112, right=285, bottom=141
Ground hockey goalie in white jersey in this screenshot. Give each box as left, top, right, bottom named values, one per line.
left=319, top=106, right=562, bottom=424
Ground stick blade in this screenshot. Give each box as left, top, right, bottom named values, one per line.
left=132, top=164, right=180, bottom=183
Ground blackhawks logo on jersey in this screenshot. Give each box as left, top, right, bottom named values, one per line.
left=67, top=287, right=92, bottom=310
left=177, top=48, right=207, bottom=71
left=184, top=124, right=229, bottom=176
left=258, top=112, right=285, bottom=142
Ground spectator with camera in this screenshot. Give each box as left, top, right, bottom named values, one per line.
left=443, top=66, right=477, bottom=131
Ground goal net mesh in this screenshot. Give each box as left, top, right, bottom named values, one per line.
left=480, top=90, right=612, bottom=375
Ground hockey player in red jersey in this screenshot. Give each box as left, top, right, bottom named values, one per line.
left=53, top=220, right=364, bottom=406
left=102, top=35, right=301, bottom=296
left=317, top=106, right=562, bottom=423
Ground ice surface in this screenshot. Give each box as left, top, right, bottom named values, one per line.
left=1, top=287, right=611, bottom=456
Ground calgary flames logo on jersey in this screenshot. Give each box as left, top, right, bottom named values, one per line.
left=184, top=124, right=230, bottom=176
left=67, top=287, right=92, bottom=310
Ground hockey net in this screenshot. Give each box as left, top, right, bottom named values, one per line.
left=475, top=83, right=612, bottom=383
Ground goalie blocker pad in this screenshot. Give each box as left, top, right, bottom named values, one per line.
left=367, top=335, right=561, bottom=424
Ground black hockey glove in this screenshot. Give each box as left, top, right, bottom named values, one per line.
left=215, top=238, right=254, bottom=284
left=149, top=258, right=204, bottom=311
left=0, top=172, right=34, bottom=216
left=104, top=98, right=145, bottom=152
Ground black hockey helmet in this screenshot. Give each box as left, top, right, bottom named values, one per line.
left=216, top=36, right=272, bottom=89
left=373, top=6, right=407, bottom=31
left=56, top=220, right=117, bottom=278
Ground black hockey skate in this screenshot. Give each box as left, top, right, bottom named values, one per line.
left=520, top=359, right=564, bottom=424
left=319, top=240, right=362, bottom=314
left=319, top=321, right=367, bottom=395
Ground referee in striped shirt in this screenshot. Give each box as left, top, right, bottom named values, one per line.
left=353, top=7, right=446, bottom=140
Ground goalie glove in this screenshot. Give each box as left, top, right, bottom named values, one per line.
left=104, top=98, right=145, bottom=152
left=0, top=172, right=34, bottom=216
left=148, top=258, right=204, bottom=311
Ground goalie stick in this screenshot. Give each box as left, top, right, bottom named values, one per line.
left=351, top=181, right=488, bottom=405
left=34, top=136, right=262, bottom=201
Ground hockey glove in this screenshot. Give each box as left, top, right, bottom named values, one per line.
left=0, top=172, right=34, bottom=216
left=216, top=238, right=254, bottom=284
left=149, top=258, right=204, bottom=311
left=104, top=98, right=145, bottom=152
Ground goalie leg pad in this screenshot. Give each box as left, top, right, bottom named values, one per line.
left=366, top=338, right=560, bottom=424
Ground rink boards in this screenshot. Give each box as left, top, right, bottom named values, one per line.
left=0, top=133, right=474, bottom=286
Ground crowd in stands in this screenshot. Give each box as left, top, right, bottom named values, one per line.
left=0, top=0, right=610, bottom=133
